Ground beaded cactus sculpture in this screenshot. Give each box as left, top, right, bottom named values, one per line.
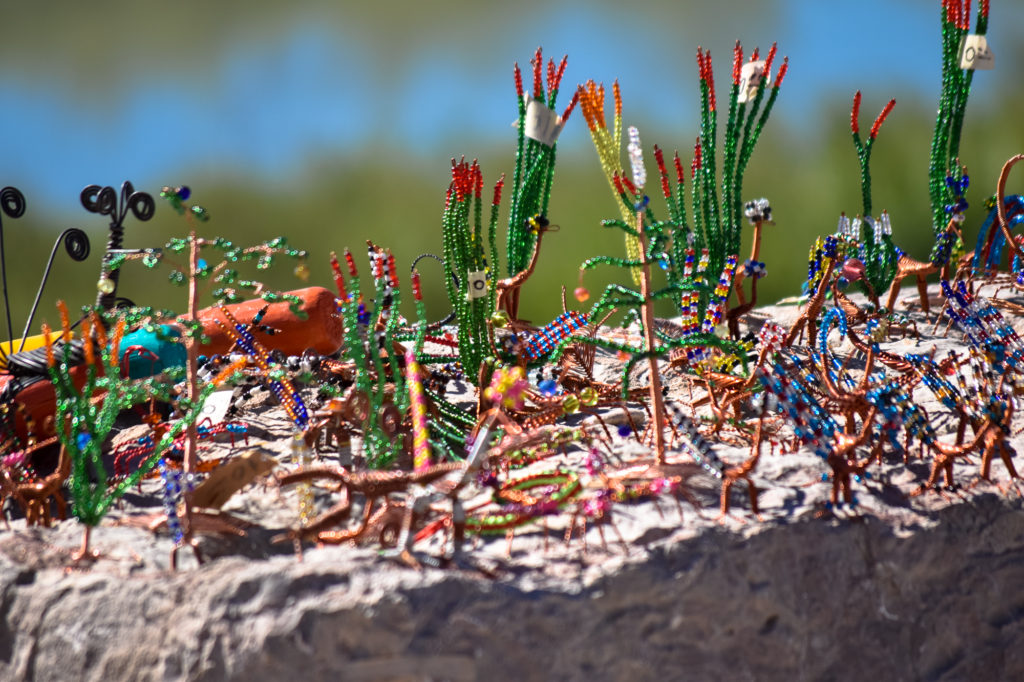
left=440, top=159, right=502, bottom=386
left=929, top=0, right=990, bottom=243
left=330, top=244, right=411, bottom=468
left=578, top=41, right=787, bottom=291
left=42, top=303, right=238, bottom=560
left=506, top=48, right=577, bottom=280
left=566, top=128, right=742, bottom=461
left=846, top=92, right=899, bottom=300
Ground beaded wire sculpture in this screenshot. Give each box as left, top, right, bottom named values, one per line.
left=578, top=42, right=787, bottom=292
left=846, top=92, right=899, bottom=299
left=507, top=48, right=577, bottom=282
left=972, top=184, right=1024, bottom=275
left=331, top=244, right=414, bottom=468
left=440, top=159, right=502, bottom=385
left=105, top=187, right=310, bottom=475
left=573, top=128, right=743, bottom=384
left=577, top=79, right=642, bottom=283
left=214, top=305, right=309, bottom=429
left=929, top=0, right=990, bottom=243
left=399, top=265, right=476, bottom=457
left=566, top=129, right=744, bottom=461
left=42, top=303, right=236, bottom=560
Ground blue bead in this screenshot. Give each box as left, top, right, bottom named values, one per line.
left=617, top=423, right=632, bottom=438
left=177, top=186, right=191, bottom=200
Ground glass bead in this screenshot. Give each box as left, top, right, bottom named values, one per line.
left=97, top=277, right=116, bottom=294
left=574, top=287, right=590, bottom=303
left=538, top=379, right=557, bottom=396
left=294, top=263, right=310, bottom=281
left=580, top=387, right=598, bottom=407
left=490, top=311, right=510, bottom=328
left=561, top=394, right=580, bottom=414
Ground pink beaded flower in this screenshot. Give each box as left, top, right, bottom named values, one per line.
left=484, top=365, right=529, bottom=411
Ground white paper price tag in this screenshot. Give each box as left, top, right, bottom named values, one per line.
left=738, top=61, right=769, bottom=103
left=959, top=34, right=994, bottom=70
left=198, top=389, right=234, bottom=425
left=466, top=270, right=488, bottom=300
left=523, top=98, right=564, bottom=147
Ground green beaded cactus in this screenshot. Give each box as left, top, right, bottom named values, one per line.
left=567, top=128, right=743, bottom=404
left=692, top=43, right=787, bottom=283
left=439, top=159, right=502, bottom=386
left=43, top=305, right=227, bottom=560
left=929, top=0, right=990, bottom=242
left=847, top=92, right=898, bottom=301
left=329, top=244, right=411, bottom=469
left=578, top=42, right=786, bottom=294
left=506, top=47, right=577, bottom=288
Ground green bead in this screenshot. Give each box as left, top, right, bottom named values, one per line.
left=490, top=311, right=510, bottom=328
left=561, top=394, right=580, bottom=414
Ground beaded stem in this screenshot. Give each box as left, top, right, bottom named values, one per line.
left=929, top=0, right=988, bottom=236
left=405, top=348, right=432, bottom=472
left=577, top=80, right=643, bottom=284
left=441, top=160, right=497, bottom=385
left=507, top=48, right=572, bottom=278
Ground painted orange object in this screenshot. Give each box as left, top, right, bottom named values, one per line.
left=2, top=287, right=342, bottom=444
left=196, top=286, right=343, bottom=357
left=1, top=366, right=89, bottom=444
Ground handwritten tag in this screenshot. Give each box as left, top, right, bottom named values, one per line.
left=523, top=98, right=564, bottom=147
left=738, top=61, right=768, bottom=103
left=959, top=34, right=994, bottom=70
left=466, top=270, right=488, bottom=300
left=198, top=390, right=234, bottom=425
left=190, top=447, right=278, bottom=510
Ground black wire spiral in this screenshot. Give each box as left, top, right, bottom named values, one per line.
left=0, top=186, right=26, bottom=349
left=81, top=181, right=154, bottom=310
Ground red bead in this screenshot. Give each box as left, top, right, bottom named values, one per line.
left=493, top=175, right=505, bottom=207
left=732, top=41, right=743, bottom=86
left=411, top=271, right=422, bottom=300
left=851, top=91, right=862, bottom=134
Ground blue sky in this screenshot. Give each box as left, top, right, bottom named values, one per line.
left=0, top=0, right=1019, bottom=206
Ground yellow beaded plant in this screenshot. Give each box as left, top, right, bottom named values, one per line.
left=577, top=80, right=643, bottom=284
